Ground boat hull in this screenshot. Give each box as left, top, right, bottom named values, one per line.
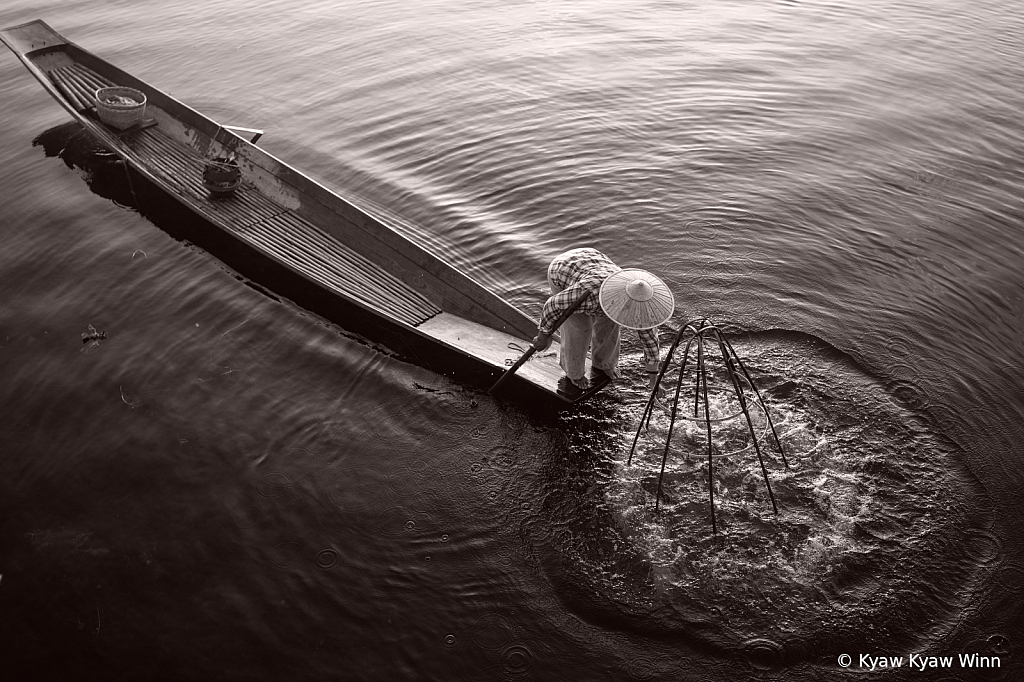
left=2, top=19, right=612, bottom=409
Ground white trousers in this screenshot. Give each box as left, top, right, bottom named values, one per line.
left=547, top=266, right=620, bottom=384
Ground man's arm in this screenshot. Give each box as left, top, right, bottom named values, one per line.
left=533, top=284, right=591, bottom=350
left=637, top=327, right=665, bottom=394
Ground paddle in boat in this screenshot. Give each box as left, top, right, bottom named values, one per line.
left=1, top=19, right=618, bottom=408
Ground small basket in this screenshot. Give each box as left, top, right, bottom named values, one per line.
left=203, top=157, right=242, bottom=198
left=95, top=86, right=147, bottom=130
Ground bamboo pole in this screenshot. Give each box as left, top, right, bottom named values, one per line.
left=68, top=63, right=112, bottom=90
left=654, top=346, right=690, bottom=511
left=699, top=333, right=717, bottom=534
left=58, top=67, right=97, bottom=107
left=489, top=292, right=589, bottom=395
left=713, top=331, right=778, bottom=515
left=49, top=70, right=87, bottom=110
left=720, top=335, right=788, bottom=467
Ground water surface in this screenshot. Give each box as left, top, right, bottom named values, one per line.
left=1, top=0, right=1022, bottom=680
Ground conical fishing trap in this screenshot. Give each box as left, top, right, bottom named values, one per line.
left=628, top=318, right=789, bottom=533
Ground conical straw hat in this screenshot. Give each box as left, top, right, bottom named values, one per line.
left=599, top=269, right=675, bottom=330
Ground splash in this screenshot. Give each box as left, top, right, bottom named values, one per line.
left=552, top=331, right=981, bottom=662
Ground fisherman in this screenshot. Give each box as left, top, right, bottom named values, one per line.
left=532, top=247, right=675, bottom=396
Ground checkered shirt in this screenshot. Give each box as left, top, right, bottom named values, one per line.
left=539, top=247, right=662, bottom=369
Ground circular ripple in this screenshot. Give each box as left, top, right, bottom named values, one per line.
left=486, top=445, right=517, bottom=472
left=519, top=515, right=559, bottom=549
left=387, top=466, right=428, bottom=499
left=742, top=638, right=784, bottom=670
left=407, top=490, right=448, bottom=514
left=929, top=402, right=964, bottom=437
left=319, top=467, right=392, bottom=514
left=470, top=613, right=516, bottom=651
left=963, top=529, right=1004, bottom=568
left=231, top=506, right=264, bottom=530
left=883, top=335, right=919, bottom=383
left=442, top=633, right=457, bottom=648
left=375, top=507, right=433, bottom=537
left=987, top=634, right=1011, bottom=656
left=887, top=378, right=930, bottom=413
left=269, top=540, right=303, bottom=568
left=364, top=404, right=419, bottom=449
left=626, top=657, right=656, bottom=681
left=255, top=472, right=292, bottom=497
left=501, top=644, right=533, bottom=675
left=315, top=548, right=339, bottom=570
left=997, top=563, right=1024, bottom=594
left=626, top=654, right=678, bottom=680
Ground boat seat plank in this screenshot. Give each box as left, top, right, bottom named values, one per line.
left=117, top=126, right=441, bottom=327
left=418, top=312, right=598, bottom=395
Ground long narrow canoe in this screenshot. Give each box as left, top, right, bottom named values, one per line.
left=2, top=20, right=611, bottom=407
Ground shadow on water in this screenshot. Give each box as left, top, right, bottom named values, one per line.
left=33, top=121, right=287, bottom=303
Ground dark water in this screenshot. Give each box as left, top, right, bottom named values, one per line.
left=2, top=1, right=1022, bottom=680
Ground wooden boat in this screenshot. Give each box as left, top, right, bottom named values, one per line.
left=1, top=19, right=611, bottom=408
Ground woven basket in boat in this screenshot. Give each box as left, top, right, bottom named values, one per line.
left=95, top=86, right=147, bottom=130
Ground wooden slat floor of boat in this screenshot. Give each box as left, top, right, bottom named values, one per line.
left=117, top=126, right=441, bottom=326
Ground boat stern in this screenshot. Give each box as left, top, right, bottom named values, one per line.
left=0, top=20, right=67, bottom=58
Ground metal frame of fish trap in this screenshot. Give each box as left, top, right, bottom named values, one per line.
left=627, top=318, right=789, bottom=533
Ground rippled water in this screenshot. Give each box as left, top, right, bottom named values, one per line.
left=1, top=0, right=1022, bottom=680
